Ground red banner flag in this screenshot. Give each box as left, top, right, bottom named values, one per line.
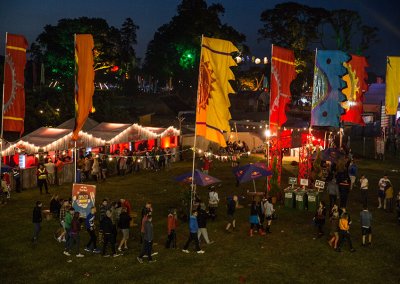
left=72, top=34, right=95, bottom=141
left=269, top=46, right=297, bottom=129
left=341, top=54, right=368, bottom=125
left=3, top=34, right=28, bottom=135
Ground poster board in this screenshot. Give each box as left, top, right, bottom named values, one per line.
left=315, top=180, right=325, bottom=189
left=72, top=183, right=96, bottom=218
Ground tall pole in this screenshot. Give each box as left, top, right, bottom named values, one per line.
left=73, top=34, right=77, bottom=184
left=189, top=35, right=204, bottom=214
left=1, top=33, right=8, bottom=176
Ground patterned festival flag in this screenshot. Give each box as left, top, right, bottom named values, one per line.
left=311, top=50, right=350, bottom=127
left=341, top=54, right=369, bottom=125
left=195, top=36, right=238, bottom=147
left=385, top=56, right=400, bottom=115
left=269, top=45, right=297, bottom=128
left=3, top=34, right=28, bottom=135
left=72, top=34, right=95, bottom=141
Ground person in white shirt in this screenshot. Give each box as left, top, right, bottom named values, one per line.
left=208, top=186, right=219, bottom=221
left=359, top=174, right=369, bottom=208
left=378, top=174, right=390, bottom=209
left=44, top=159, right=56, bottom=185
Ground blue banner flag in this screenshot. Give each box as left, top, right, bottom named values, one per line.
left=311, top=50, right=350, bottom=127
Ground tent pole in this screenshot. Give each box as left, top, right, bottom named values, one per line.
left=1, top=33, right=8, bottom=177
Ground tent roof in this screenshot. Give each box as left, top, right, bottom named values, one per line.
left=57, top=117, right=99, bottom=131
left=21, top=127, right=72, bottom=148
left=86, top=123, right=132, bottom=141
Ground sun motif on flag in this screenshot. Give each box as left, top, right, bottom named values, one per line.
left=341, top=62, right=359, bottom=110
left=3, top=52, right=21, bottom=113
left=198, top=58, right=215, bottom=110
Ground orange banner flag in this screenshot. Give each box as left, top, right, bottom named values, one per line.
left=72, top=34, right=95, bottom=141
left=3, top=34, right=28, bottom=136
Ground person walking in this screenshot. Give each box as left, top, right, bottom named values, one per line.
left=225, top=195, right=238, bottom=232
left=314, top=201, right=327, bottom=237
left=67, top=212, right=84, bottom=257
left=360, top=207, right=372, bottom=246
left=44, top=159, right=56, bottom=185
left=384, top=181, right=394, bottom=212
left=36, top=164, right=49, bottom=194
left=137, top=214, right=156, bottom=263
left=359, top=174, right=369, bottom=208
left=63, top=207, right=75, bottom=256
left=336, top=213, right=355, bottom=252
left=85, top=207, right=100, bottom=253
left=100, top=155, right=108, bottom=182
left=117, top=207, right=131, bottom=252
left=101, top=210, right=120, bottom=257
left=91, top=157, right=101, bottom=182
left=264, top=197, right=274, bottom=233
left=337, top=173, right=350, bottom=208
left=165, top=208, right=178, bottom=249
left=55, top=158, right=64, bottom=186
left=348, top=160, right=357, bottom=190
left=32, top=201, right=43, bottom=243
left=378, top=174, right=390, bottom=209
left=328, top=204, right=340, bottom=250
left=182, top=210, right=204, bottom=254
left=197, top=203, right=213, bottom=244
left=12, top=166, right=22, bottom=193
left=327, top=178, right=339, bottom=210
left=208, top=186, right=219, bottom=221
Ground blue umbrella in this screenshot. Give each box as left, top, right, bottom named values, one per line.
left=1, top=165, right=12, bottom=174
left=233, top=163, right=272, bottom=192
left=175, top=169, right=221, bottom=187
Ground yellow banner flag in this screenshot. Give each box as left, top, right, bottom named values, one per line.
left=385, top=56, right=400, bottom=115
left=195, top=37, right=238, bottom=147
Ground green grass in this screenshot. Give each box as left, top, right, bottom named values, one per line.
left=1, top=155, right=399, bottom=283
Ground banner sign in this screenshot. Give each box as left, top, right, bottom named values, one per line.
left=315, top=180, right=325, bottom=189
left=72, top=183, right=96, bottom=218
left=288, top=177, right=297, bottom=185
left=300, top=179, right=309, bottom=186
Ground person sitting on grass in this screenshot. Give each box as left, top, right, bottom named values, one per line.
left=182, top=210, right=204, bottom=254
left=360, top=206, right=372, bottom=246
left=336, top=213, right=355, bottom=253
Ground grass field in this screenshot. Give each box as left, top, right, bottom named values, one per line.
left=1, top=154, right=399, bottom=284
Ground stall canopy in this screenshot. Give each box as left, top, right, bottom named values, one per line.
left=1, top=120, right=180, bottom=156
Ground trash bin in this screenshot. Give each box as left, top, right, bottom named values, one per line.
left=76, top=169, right=81, bottom=183
left=295, top=191, right=306, bottom=210
left=307, top=191, right=319, bottom=212
left=284, top=188, right=295, bottom=208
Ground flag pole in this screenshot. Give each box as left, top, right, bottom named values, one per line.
left=1, top=33, right=8, bottom=176
left=189, top=35, right=204, bottom=214
left=73, top=33, right=77, bottom=184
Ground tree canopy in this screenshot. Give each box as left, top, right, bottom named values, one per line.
left=143, top=0, right=247, bottom=96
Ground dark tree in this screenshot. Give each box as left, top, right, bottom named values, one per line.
left=144, top=0, right=247, bottom=98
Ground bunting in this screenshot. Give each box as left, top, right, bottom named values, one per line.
left=385, top=56, right=400, bottom=115
left=341, top=54, right=369, bottom=125
left=195, top=36, right=238, bottom=147
left=3, top=33, right=28, bottom=135
left=269, top=45, right=297, bottom=128
left=311, top=50, right=350, bottom=127
left=72, top=34, right=95, bottom=141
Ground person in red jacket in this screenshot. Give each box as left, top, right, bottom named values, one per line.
left=165, top=208, right=178, bottom=248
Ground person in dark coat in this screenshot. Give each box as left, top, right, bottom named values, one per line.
left=32, top=201, right=43, bottom=243
left=137, top=214, right=156, bottom=263
left=117, top=207, right=132, bottom=251
left=101, top=210, right=120, bottom=257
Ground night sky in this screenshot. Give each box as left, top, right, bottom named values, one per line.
left=0, top=0, right=399, bottom=75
